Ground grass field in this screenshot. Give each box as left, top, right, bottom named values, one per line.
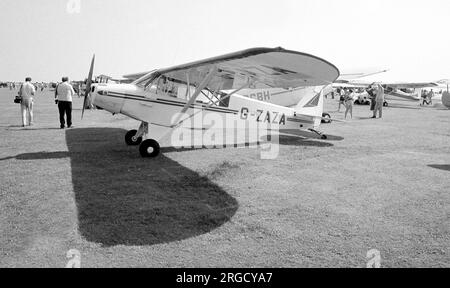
left=0, top=88, right=448, bottom=268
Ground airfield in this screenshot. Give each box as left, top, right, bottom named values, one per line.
left=0, top=88, right=448, bottom=268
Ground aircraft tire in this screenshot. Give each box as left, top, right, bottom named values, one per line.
left=321, top=113, right=331, bottom=124
left=321, top=134, right=328, bottom=140
left=383, top=101, right=388, bottom=107
left=125, top=130, right=142, bottom=146
left=139, top=139, right=160, bottom=158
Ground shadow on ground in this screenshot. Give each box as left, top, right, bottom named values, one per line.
left=0, top=128, right=338, bottom=247
left=64, top=128, right=241, bottom=247
left=428, top=164, right=450, bottom=172
left=386, top=104, right=421, bottom=110
left=280, top=129, right=344, bottom=142
left=0, top=152, right=69, bottom=161
left=277, top=135, right=334, bottom=147
left=0, top=128, right=239, bottom=247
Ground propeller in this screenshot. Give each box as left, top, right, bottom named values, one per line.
left=82, top=54, right=95, bottom=119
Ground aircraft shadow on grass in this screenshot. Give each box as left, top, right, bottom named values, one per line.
left=386, top=104, right=422, bottom=110
left=65, top=128, right=241, bottom=247
left=428, top=164, right=450, bottom=172
left=0, top=128, right=338, bottom=246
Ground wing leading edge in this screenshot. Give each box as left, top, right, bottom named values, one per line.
left=134, top=47, right=340, bottom=92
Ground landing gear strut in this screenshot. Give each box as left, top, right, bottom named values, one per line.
left=127, top=122, right=148, bottom=146
left=126, top=122, right=161, bottom=158
left=309, top=128, right=328, bottom=140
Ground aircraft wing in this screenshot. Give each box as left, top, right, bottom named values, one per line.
left=335, top=80, right=439, bottom=89
left=383, top=82, right=439, bottom=89
left=338, top=69, right=389, bottom=81
left=138, top=47, right=340, bottom=91
left=123, top=71, right=154, bottom=81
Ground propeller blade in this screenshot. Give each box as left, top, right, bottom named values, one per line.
left=82, top=54, right=95, bottom=119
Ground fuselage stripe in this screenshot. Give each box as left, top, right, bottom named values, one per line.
left=104, top=92, right=238, bottom=114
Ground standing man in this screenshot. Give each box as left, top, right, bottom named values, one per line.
left=427, top=89, right=434, bottom=105
left=55, top=77, right=75, bottom=129
left=372, top=84, right=385, bottom=119
left=367, top=84, right=377, bottom=114
left=19, top=77, right=36, bottom=127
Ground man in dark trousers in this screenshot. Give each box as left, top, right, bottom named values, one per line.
left=55, top=77, right=75, bottom=129
left=367, top=84, right=377, bottom=114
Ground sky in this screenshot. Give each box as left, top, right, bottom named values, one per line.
left=0, top=0, right=449, bottom=82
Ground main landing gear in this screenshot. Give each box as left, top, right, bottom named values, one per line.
left=139, top=139, right=160, bottom=158
left=125, top=130, right=142, bottom=146
left=125, top=122, right=161, bottom=158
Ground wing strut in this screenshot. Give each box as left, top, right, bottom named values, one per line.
left=171, top=82, right=250, bottom=129
left=170, top=66, right=217, bottom=127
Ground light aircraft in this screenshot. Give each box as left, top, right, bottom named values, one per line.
left=334, top=78, right=440, bottom=105
left=82, top=47, right=341, bottom=158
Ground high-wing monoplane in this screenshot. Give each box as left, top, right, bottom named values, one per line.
left=83, top=47, right=340, bottom=158
left=334, top=77, right=440, bottom=104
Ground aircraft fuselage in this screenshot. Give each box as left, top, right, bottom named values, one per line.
left=91, top=84, right=319, bottom=142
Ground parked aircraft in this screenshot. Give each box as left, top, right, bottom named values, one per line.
left=82, top=47, right=341, bottom=158
left=334, top=78, right=440, bottom=105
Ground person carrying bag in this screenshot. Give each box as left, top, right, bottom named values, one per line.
left=14, top=85, right=22, bottom=104
left=18, top=77, right=36, bottom=127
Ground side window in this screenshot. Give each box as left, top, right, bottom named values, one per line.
left=148, top=76, right=177, bottom=97
left=218, top=93, right=230, bottom=107
left=145, top=84, right=158, bottom=94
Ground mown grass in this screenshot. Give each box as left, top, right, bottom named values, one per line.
left=0, top=88, right=449, bottom=267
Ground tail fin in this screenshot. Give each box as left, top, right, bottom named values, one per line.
left=295, top=87, right=324, bottom=128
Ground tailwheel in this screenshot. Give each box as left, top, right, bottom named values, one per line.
left=309, top=128, right=327, bottom=140
left=139, top=139, right=160, bottom=158
left=125, top=130, right=142, bottom=146
left=321, top=113, right=331, bottom=124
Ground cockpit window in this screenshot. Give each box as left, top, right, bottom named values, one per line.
left=141, top=74, right=229, bottom=107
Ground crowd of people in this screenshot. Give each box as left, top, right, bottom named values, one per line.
left=335, top=84, right=385, bottom=119
left=420, top=89, right=434, bottom=106
left=13, top=77, right=76, bottom=129
left=7, top=81, right=47, bottom=92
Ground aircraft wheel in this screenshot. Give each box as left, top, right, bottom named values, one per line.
left=383, top=101, right=389, bottom=107
left=321, top=135, right=328, bottom=140
left=139, top=139, right=160, bottom=158
left=125, top=130, right=142, bottom=146
left=321, top=113, right=331, bottom=124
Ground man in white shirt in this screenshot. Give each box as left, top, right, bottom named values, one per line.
left=19, top=77, right=36, bottom=127
left=55, top=77, right=75, bottom=129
